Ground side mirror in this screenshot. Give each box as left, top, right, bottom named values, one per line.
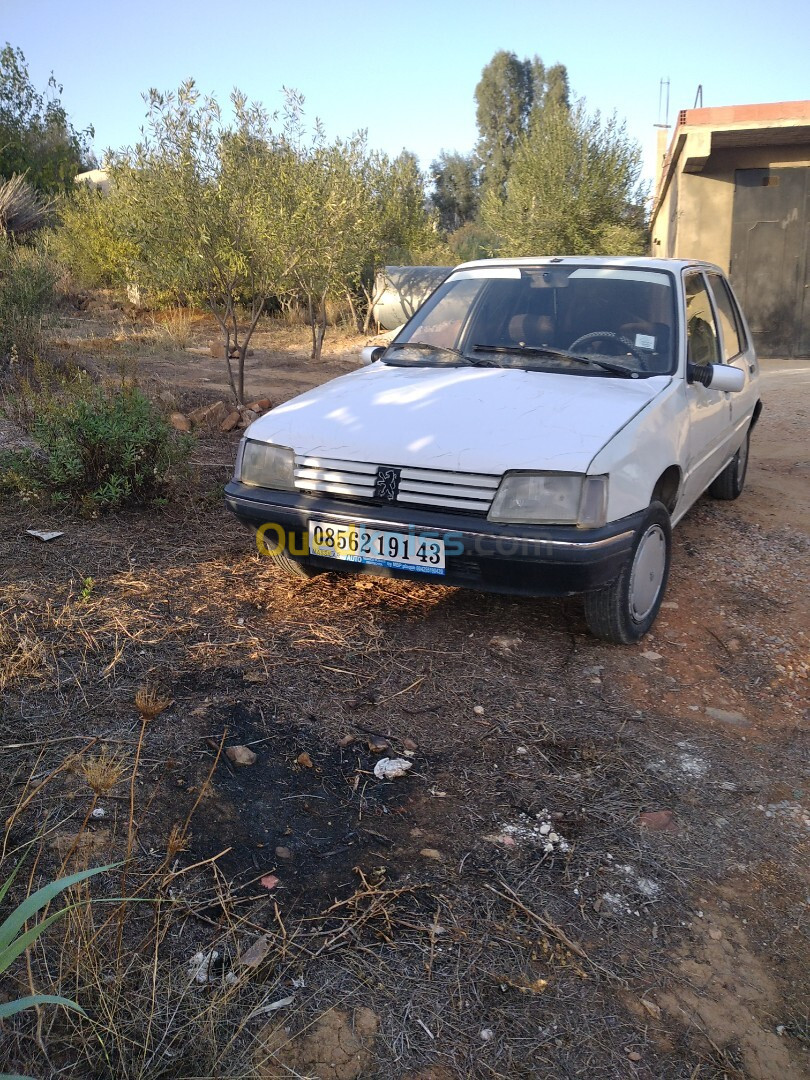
left=687, top=363, right=745, bottom=393
left=361, top=345, right=385, bottom=365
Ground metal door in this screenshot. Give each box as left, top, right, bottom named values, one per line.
left=730, top=167, right=809, bottom=358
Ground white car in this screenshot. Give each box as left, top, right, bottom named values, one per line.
left=225, top=257, right=761, bottom=643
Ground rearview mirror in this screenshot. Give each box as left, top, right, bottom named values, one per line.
left=687, top=363, right=745, bottom=392
left=361, top=345, right=385, bottom=365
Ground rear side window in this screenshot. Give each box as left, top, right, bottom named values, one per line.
left=708, top=274, right=745, bottom=360
left=684, top=273, right=721, bottom=365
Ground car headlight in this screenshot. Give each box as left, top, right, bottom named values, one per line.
left=238, top=440, right=295, bottom=490
left=488, top=473, right=608, bottom=527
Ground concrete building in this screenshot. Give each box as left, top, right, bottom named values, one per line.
left=650, top=101, right=810, bottom=357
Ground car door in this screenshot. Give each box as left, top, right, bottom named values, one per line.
left=706, top=272, right=759, bottom=436
left=682, top=270, right=733, bottom=504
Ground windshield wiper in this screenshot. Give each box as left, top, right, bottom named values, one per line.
left=472, top=343, right=636, bottom=378
left=384, top=341, right=465, bottom=363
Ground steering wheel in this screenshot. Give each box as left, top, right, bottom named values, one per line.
left=569, top=330, right=647, bottom=367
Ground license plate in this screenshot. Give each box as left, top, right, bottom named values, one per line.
left=308, top=521, right=445, bottom=575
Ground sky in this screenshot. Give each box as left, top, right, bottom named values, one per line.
left=3, top=0, right=810, bottom=188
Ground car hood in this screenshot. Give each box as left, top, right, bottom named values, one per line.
left=246, top=363, right=671, bottom=474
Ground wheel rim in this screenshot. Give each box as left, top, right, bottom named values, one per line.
left=629, top=524, right=667, bottom=622
left=736, top=435, right=749, bottom=486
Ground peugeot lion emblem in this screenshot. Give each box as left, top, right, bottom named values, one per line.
left=374, top=466, right=401, bottom=503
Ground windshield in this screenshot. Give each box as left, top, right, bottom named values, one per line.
left=386, top=265, right=677, bottom=376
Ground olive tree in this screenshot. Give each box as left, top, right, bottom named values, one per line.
left=482, top=100, right=647, bottom=257
left=107, top=82, right=306, bottom=404
left=356, top=151, right=447, bottom=334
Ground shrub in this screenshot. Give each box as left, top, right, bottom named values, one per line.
left=0, top=237, right=56, bottom=362
left=1, top=376, right=192, bottom=510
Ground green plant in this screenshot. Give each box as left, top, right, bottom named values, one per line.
left=78, top=575, right=95, bottom=602
left=0, top=237, right=56, bottom=361
left=0, top=857, right=114, bottom=1028
left=1, top=377, right=192, bottom=510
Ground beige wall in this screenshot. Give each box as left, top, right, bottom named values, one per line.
left=651, top=136, right=810, bottom=271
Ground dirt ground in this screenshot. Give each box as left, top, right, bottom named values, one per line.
left=0, top=309, right=807, bottom=1079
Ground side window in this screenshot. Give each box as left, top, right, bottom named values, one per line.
left=684, top=273, right=721, bottom=366
left=708, top=274, right=745, bottom=360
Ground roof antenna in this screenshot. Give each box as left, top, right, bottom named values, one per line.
left=694, top=84, right=703, bottom=108
left=654, top=77, right=671, bottom=130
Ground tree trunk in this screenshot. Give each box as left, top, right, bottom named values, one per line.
left=312, top=294, right=328, bottom=362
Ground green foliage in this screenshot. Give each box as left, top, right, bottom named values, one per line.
left=51, top=180, right=134, bottom=289
left=0, top=44, right=94, bottom=194
left=430, top=151, right=479, bottom=234
left=474, top=50, right=569, bottom=199
left=481, top=100, right=648, bottom=257
left=1, top=377, right=192, bottom=510
left=0, top=236, right=56, bottom=360
left=447, top=221, right=500, bottom=262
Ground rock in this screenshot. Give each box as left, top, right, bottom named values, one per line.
left=260, top=874, right=279, bottom=890
left=296, top=751, right=314, bottom=768
left=367, top=736, right=389, bottom=752
left=256, top=397, right=272, bottom=410
left=226, top=745, right=257, bottom=766
left=627, top=1051, right=642, bottom=1062
left=373, top=757, right=413, bottom=780
left=516, top=746, right=529, bottom=756
left=338, top=734, right=356, bottom=748
left=403, top=737, right=418, bottom=751
left=189, top=400, right=229, bottom=429
left=419, top=848, right=443, bottom=860
left=705, top=706, right=751, bottom=728
left=473, top=705, right=485, bottom=716
left=274, top=845, right=292, bottom=860
left=240, top=935, right=272, bottom=968
left=480, top=1028, right=495, bottom=1042
left=220, top=410, right=241, bottom=433
left=169, top=412, right=192, bottom=432
left=640, top=998, right=662, bottom=1020
left=638, top=809, right=678, bottom=833
left=237, top=408, right=259, bottom=429
left=641, top=650, right=663, bottom=661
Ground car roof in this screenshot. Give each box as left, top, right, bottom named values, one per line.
left=453, top=255, right=725, bottom=275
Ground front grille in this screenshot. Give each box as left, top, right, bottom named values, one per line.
left=293, top=455, right=501, bottom=515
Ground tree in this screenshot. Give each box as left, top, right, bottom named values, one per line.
left=481, top=99, right=648, bottom=257
left=289, top=133, right=369, bottom=360
left=0, top=44, right=94, bottom=193
left=356, top=151, right=446, bottom=333
left=474, top=51, right=533, bottom=199
left=430, top=151, right=479, bottom=234
left=104, top=82, right=307, bottom=404
left=474, top=50, right=570, bottom=201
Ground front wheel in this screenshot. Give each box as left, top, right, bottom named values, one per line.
left=709, top=431, right=749, bottom=500
left=266, top=548, right=323, bottom=580
left=584, top=502, right=672, bottom=644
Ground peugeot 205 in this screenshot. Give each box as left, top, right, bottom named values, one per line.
left=224, top=257, right=761, bottom=643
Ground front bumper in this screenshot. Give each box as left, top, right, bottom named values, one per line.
left=224, top=483, right=643, bottom=597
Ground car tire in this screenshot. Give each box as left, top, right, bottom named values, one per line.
left=584, top=501, right=672, bottom=644
left=708, top=430, right=749, bottom=500
left=268, top=548, right=323, bottom=580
